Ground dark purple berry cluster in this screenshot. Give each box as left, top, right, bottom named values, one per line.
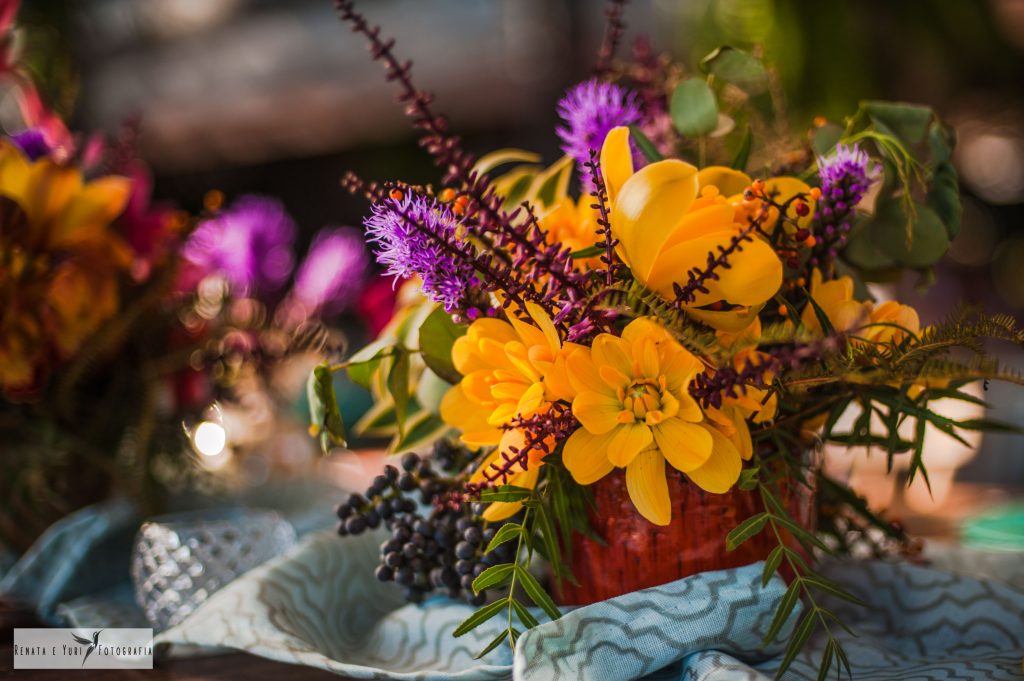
left=335, top=441, right=518, bottom=605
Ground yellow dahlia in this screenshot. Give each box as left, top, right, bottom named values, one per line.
left=561, top=317, right=743, bottom=525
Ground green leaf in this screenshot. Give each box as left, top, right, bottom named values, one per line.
left=479, top=485, right=533, bottom=503
left=843, top=223, right=898, bottom=271
left=872, top=200, right=950, bottom=268
left=570, top=245, right=604, bottom=259
left=764, top=578, right=802, bottom=644
left=471, top=148, right=542, bottom=177
left=515, top=566, right=561, bottom=621
left=816, top=639, right=836, bottom=681
left=776, top=610, right=817, bottom=678
left=802, top=575, right=868, bottom=607
left=389, top=409, right=450, bottom=453
left=353, top=398, right=398, bottom=436
left=927, top=161, right=962, bottom=239
left=811, top=123, right=844, bottom=156
left=453, top=599, right=507, bottom=637
left=485, top=523, right=524, bottom=554
left=730, top=127, right=752, bottom=170
left=928, top=120, right=956, bottom=164
left=527, top=155, right=574, bottom=209
left=738, top=466, right=760, bottom=491
left=670, top=78, right=718, bottom=137
left=762, top=545, right=784, bottom=587
left=387, top=349, right=411, bottom=434
left=804, top=289, right=836, bottom=336
left=346, top=339, right=393, bottom=390
left=307, top=363, right=346, bottom=453
left=726, top=512, right=769, bottom=551
left=700, top=46, right=768, bottom=94
left=415, top=368, right=452, bottom=414
left=627, top=125, right=664, bottom=162
left=952, top=417, right=1023, bottom=434
left=863, top=101, right=933, bottom=145
left=472, top=564, right=516, bottom=593
left=418, top=306, right=466, bottom=384
left=511, top=599, right=540, bottom=629
left=473, top=629, right=509, bottom=660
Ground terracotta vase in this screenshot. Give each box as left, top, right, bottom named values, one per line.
left=556, top=467, right=816, bottom=605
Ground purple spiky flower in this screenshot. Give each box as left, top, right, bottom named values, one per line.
left=557, top=79, right=643, bottom=187
left=809, top=144, right=881, bottom=276
left=183, top=195, right=296, bottom=294
left=364, top=194, right=478, bottom=314
left=292, top=227, right=369, bottom=314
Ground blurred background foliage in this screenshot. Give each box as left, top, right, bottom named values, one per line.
left=6, top=0, right=1024, bottom=484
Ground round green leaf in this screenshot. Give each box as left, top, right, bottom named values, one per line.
left=873, top=200, right=950, bottom=267
left=700, top=47, right=768, bottom=95
left=843, top=223, right=897, bottom=271
left=670, top=78, right=718, bottom=138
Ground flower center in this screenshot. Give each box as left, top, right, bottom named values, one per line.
left=618, top=377, right=670, bottom=425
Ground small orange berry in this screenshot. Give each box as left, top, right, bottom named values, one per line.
left=813, top=116, right=827, bottom=128
left=203, top=190, right=224, bottom=212
left=439, top=188, right=457, bottom=202
left=389, top=188, right=404, bottom=201
left=810, top=187, right=822, bottom=200
left=778, top=304, right=789, bottom=317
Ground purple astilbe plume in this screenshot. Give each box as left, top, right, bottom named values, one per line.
left=557, top=79, right=643, bottom=187
left=184, top=195, right=296, bottom=294
left=9, top=129, right=52, bottom=160
left=292, top=227, right=369, bottom=314
left=365, top=194, right=478, bottom=314
left=809, top=144, right=880, bottom=276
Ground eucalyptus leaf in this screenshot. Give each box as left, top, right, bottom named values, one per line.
left=927, top=161, right=962, bottom=239
left=700, top=46, right=768, bottom=95
left=863, top=101, right=932, bottom=145
left=872, top=200, right=950, bottom=267
left=670, top=78, right=718, bottom=138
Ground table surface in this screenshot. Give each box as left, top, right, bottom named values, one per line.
left=1, top=481, right=1015, bottom=680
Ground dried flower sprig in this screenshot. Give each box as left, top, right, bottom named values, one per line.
left=585, top=149, right=621, bottom=287
left=594, top=0, right=630, bottom=78
left=672, top=223, right=758, bottom=307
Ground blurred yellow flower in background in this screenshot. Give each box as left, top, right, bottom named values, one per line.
left=599, top=127, right=784, bottom=332
left=801, top=268, right=920, bottom=344
left=0, top=141, right=131, bottom=393
left=539, top=196, right=601, bottom=268
left=561, top=317, right=744, bottom=525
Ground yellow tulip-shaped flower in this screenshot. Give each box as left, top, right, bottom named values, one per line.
left=599, top=127, right=783, bottom=332
left=539, top=196, right=601, bottom=269
left=561, top=317, right=743, bottom=525
left=800, top=269, right=919, bottom=345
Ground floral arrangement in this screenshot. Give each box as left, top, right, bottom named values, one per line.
left=314, top=1, right=1024, bottom=676
left=0, top=1, right=369, bottom=550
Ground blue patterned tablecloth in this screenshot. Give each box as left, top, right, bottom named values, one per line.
left=3, top=499, right=1023, bottom=680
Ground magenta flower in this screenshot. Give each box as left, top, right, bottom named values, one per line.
left=292, top=227, right=369, bottom=314
left=364, top=194, right=477, bottom=313
left=557, top=79, right=643, bottom=187
left=183, top=195, right=296, bottom=294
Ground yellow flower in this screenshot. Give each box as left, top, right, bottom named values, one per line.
left=561, top=317, right=744, bottom=525
left=0, top=141, right=131, bottom=393
left=801, top=269, right=920, bottom=344
left=439, top=302, right=578, bottom=446
left=468, top=427, right=552, bottom=521
left=539, top=196, right=601, bottom=268
left=599, top=127, right=783, bottom=332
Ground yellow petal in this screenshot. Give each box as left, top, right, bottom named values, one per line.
left=573, top=390, right=624, bottom=435
left=606, top=423, right=654, bottom=468
left=566, top=346, right=616, bottom=396
left=686, top=427, right=742, bottom=493
left=50, top=176, right=131, bottom=249
left=651, top=418, right=713, bottom=472
left=600, top=126, right=634, bottom=207
left=697, top=166, right=752, bottom=198
left=764, top=177, right=815, bottom=230
left=526, top=301, right=562, bottom=350
left=562, top=427, right=616, bottom=484
left=646, top=231, right=783, bottom=307
left=441, top=384, right=502, bottom=444
left=625, top=448, right=671, bottom=525
left=659, top=203, right=737, bottom=253
left=685, top=304, right=765, bottom=332
left=592, top=334, right=633, bottom=379
left=613, top=159, right=699, bottom=281
left=25, top=160, right=81, bottom=231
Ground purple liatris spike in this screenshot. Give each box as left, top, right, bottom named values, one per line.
left=557, top=79, right=643, bottom=186
left=364, top=194, right=477, bottom=314
left=292, top=227, right=369, bottom=314
left=817, top=143, right=879, bottom=206
left=184, top=195, right=297, bottom=294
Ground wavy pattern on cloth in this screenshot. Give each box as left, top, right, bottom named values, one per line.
left=153, top=531, right=1024, bottom=681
